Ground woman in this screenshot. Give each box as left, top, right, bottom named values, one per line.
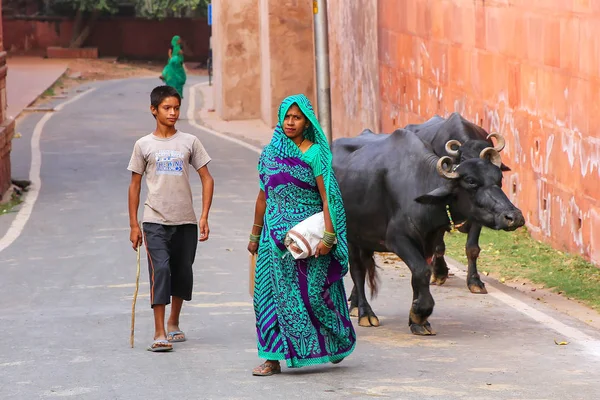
left=248, top=94, right=356, bottom=376
left=160, top=35, right=187, bottom=98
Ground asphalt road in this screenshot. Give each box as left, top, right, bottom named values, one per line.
left=0, top=77, right=599, bottom=400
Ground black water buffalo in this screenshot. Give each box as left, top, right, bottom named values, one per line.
left=405, top=112, right=509, bottom=294
left=332, top=129, right=525, bottom=335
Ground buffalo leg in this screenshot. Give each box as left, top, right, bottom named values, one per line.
left=388, top=240, right=435, bottom=336
left=348, top=244, right=380, bottom=327
left=466, top=224, right=487, bottom=294
left=348, top=285, right=358, bottom=317
left=430, top=231, right=449, bottom=286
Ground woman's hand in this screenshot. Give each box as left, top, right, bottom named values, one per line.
left=248, top=242, right=259, bottom=255
left=314, top=241, right=332, bottom=258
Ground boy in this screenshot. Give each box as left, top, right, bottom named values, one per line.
left=128, top=85, right=214, bottom=352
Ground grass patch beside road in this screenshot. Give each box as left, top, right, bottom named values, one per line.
left=444, top=227, right=600, bottom=312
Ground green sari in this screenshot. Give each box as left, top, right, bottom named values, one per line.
left=253, top=94, right=356, bottom=368
left=162, top=35, right=186, bottom=98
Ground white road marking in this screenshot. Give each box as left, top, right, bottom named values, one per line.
left=0, top=88, right=96, bottom=254
left=447, top=261, right=600, bottom=359
left=0, top=361, right=27, bottom=367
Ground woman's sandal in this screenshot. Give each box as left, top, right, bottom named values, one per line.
left=252, top=361, right=281, bottom=376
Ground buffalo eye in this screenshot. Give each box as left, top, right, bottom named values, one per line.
left=464, top=176, right=477, bottom=185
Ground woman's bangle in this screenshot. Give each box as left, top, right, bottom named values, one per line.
left=322, top=231, right=336, bottom=244
left=253, top=224, right=263, bottom=229
left=249, top=234, right=260, bottom=243
left=321, top=239, right=333, bottom=249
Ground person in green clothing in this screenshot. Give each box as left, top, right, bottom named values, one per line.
left=168, top=35, right=183, bottom=59
left=247, top=94, right=356, bottom=376
left=160, top=35, right=187, bottom=98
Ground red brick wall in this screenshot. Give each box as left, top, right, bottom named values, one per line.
left=378, top=0, right=600, bottom=264
left=3, top=17, right=211, bottom=61
left=0, top=2, right=14, bottom=196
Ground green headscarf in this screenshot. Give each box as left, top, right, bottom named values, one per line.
left=269, top=94, right=343, bottom=230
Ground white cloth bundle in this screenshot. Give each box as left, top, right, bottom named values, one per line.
left=284, top=212, right=336, bottom=259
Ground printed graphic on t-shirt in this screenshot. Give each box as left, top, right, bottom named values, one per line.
left=155, top=150, right=184, bottom=175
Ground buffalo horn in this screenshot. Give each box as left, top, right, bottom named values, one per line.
left=479, top=147, right=502, bottom=168
left=445, top=140, right=461, bottom=157
left=436, top=156, right=459, bottom=179
left=486, top=132, right=506, bottom=152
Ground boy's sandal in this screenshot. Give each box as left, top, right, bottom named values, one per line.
left=167, top=331, right=186, bottom=343
left=252, top=361, right=281, bottom=376
left=146, top=339, right=173, bottom=352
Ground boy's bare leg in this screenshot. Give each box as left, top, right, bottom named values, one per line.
left=167, top=296, right=185, bottom=340
left=153, top=305, right=167, bottom=340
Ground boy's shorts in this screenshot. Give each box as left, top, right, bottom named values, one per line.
left=142, top=223, right=198, bottom=307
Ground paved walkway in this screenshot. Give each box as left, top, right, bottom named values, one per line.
left=196, top=84, right=272, bottom=147
left=6, top=57, right=68, bottom=120
left=1, top=77, right=600, bottom=399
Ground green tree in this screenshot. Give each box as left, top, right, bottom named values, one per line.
left=135, top=0, right=209, bottom=18
left=50, top=0, right=118, bottom=48
left=47, top=0, right=211, bottom=48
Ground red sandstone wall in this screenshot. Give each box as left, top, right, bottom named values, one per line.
left=378, top=0, right=600, bottom=264
left=2, top=17, right=211, bottom=61
left=212, top=0, right=261, bottom=120
left=328, top=0, right=381, bottom=138
left=262, top=0, right=316, bottom=128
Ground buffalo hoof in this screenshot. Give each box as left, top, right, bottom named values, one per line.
left=430, top=274, right=448, bottom=286
left=349, top=307, right=359, bottom=318
left=468, top=281, right=488, bottom=294
left=358, top=314, right=380, bottom=327
left=410, top=322, right=436, bottom=336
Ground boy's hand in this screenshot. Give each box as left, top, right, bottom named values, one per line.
left=130, top=225, right=143, bottom=250
left=199, top=218, right=210, bottom=241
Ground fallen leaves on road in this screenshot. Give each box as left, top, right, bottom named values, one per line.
left=554, top=339, right=569, bottom=345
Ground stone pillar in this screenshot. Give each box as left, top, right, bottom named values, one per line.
left=0, top=1, right=15, bottom=197
left=212, top=0, right=262, bottom=121
left=259, top=0, right=316, bottom=128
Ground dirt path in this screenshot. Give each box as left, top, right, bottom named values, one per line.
left=34, top=58, right=207, bottom=104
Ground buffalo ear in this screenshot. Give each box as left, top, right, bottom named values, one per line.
left=415, top=187, right=454, bottom=204
left=500, top=163, right=511, bottom=172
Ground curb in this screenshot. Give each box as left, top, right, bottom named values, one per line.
left=191, top=84, right=269, bottom=150
left=12, top=67, right=69, bottom=122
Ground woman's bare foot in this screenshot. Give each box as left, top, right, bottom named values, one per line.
left=252, top=360, right=281, bottom=376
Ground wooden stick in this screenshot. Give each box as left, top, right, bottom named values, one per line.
left=130, top=245, right=141, bottom=348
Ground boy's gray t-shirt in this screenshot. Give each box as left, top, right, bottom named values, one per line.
left=127, top=131, right=211, bottom=225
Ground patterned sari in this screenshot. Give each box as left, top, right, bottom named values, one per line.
left=254, top=94, right=356, bottom=368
